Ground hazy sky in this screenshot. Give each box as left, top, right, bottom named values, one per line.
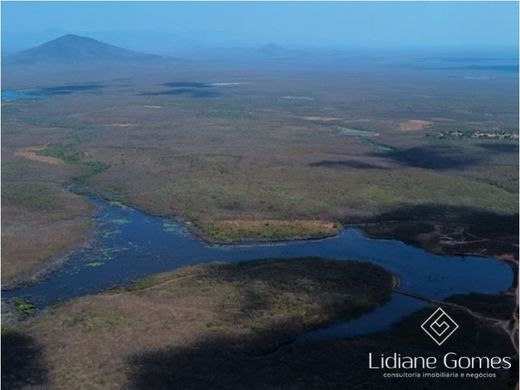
left=2, top=1, right=519, bottom=51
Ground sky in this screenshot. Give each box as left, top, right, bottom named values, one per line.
left=2, top=1, right=519, bottom=53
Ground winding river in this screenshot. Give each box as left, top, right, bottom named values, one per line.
left=2, top=88, right=515, bottom=344
left=3, top=195, right=513, bottom=340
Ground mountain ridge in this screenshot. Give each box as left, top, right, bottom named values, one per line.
left=257, top=42, right=306, bottom=58
left=4, top=34, right=168, bottom=65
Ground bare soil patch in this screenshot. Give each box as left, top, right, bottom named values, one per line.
left=302, top=116, right=341, bottom=122
left=15, top=146, right=64, bottom=166
left=399, top=119, right=433, bottom=131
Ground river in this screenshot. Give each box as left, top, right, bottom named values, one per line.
left=2, top=195, right=513, bottom=340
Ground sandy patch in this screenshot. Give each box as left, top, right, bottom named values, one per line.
left=282, top=96, right=314, bottom=101
left=15, top=146, right=64, bottom=165
left=112, top=123, right=137, bottom=128
left=209, top=82, right=247, bottom=86
left=399, top=120, right=433, bottom=132
left=302, top=116, right=341, bottom=122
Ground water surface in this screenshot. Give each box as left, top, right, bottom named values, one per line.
left=337, top=127, right=375, bottom=137
left=3, top=196, right=513, bottom=340
left=2, top=90, right=42, bottom=101
left=2, top=85, right=104, bottom=101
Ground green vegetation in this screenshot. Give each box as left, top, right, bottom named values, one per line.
left=203, top=225, right=233, bottom=242
left=39, top=143, right=83, bottom=164
left=12, top=298, right=37, bottom=320
left=38, top=143, right=110, bottom=184
left=199, top=219, right=340, bottom=243
left=75, top=161, right=110, bottom=184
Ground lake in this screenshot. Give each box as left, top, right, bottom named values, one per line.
left=337, top=127, right=375, bottom=137
left=2, top=194, right=513, bottom=341
left=2, top=85, right=104, bottom=101
left=1, top=90, right=42, bottom=101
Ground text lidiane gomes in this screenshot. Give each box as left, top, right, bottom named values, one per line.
left=369, top=353, right=511, bottom=370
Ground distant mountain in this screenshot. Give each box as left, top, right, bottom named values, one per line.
left=258, top=42, right=287, bottom=56
left=257, top=42, right=306, bottom=59
left=4, top=34, right=167, bottom=66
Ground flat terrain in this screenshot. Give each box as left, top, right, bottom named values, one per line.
left=2, top=258, right=393, bottom=389
left=2, top=59, right=518, bottom=281
left=1, top=148, right=92, bottom=285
